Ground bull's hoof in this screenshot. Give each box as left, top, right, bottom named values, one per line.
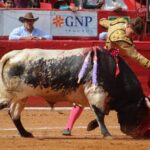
left=87, top=119, right=98, bottom=131
left=103, top=135, right=113, bottom=139
left=103, top=132, right=112, bottom=139
left=21, top=132, right=34, bottom=138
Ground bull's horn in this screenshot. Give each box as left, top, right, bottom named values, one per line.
left=145, top=97, right=150, bottom=108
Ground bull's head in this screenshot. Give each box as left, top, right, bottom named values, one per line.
left=117, top=97, right=150, bottom=138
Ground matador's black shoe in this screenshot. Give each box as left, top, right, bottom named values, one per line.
left=87, top=119, right=98, bottom=131
left=62, top=129, right=71, bottom=136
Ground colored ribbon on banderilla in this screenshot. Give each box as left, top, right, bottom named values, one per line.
left=77, top=48, right=98, bottom=87
left=109, top=48, right=120, bottom=77
left=92, top=48, right=98, bottom=87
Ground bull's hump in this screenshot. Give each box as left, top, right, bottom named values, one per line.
left=20, top=48, right=85, bottom=61
left=8, top=48, right=85, bottom=64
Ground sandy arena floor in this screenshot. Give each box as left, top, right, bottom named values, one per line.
left=0, top=108, right=149, bottom=150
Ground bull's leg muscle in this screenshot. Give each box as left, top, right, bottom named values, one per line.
left=9, top=99, right=33, bottom=137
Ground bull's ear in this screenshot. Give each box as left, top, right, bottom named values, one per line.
left=145, top=97, right=150, bottom=109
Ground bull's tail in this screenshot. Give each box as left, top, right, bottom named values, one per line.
left=0, top=50, right=21, bottom=88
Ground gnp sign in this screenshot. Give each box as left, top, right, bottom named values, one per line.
left=50, top=11, right=98, bottom=37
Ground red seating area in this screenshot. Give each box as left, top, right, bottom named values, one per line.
left=0, top=2, right=4, bottom=7
left=40, top=0, right=75, bottom=9
left=40, top=0, right=145, bottom=10
left=40, top=2, right=52, bottom=9
left=0, top=0, right=145, bottom=10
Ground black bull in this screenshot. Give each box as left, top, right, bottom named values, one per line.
left=0, top=47, right=149, bottom=138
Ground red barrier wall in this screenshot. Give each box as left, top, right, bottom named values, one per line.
left=0, top=40, right=150, bottom=51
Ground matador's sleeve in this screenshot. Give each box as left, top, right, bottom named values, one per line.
left=110, top=30, right=150, bottom=68
left=99, top=18, right=111, bottom=29
left=99, top=17, right=127, bottom=29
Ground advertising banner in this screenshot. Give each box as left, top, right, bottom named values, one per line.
left=50, top=11, right=98, bottom=37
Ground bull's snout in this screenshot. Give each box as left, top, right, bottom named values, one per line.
left=120, top=126, right=128, bottom=134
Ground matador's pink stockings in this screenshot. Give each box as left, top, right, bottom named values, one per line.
left=64, top=105, right=83, bottom=130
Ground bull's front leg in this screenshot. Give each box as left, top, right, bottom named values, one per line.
left=84, top=85, right=112, bottom=138
left=91, top=105, right=111, bottom=138
left=9, top=99, right=33, bottom=137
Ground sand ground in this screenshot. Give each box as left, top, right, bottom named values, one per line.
left=0, top=108, right=149, bottom=150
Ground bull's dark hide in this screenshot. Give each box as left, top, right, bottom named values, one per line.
left=99, top=49, right=148, bottom=135
left=109, top=58, right=148, bottom=133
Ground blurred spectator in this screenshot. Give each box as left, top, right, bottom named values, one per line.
left=41, top=0, right=51, bottom=2
left=72, top=0, right=127, bottom=11
left=72, top=0, right=83, bottom=9
left=83, top=0, right=104, bottom=9
left=14, top=0, right=33, bottom=8
left=102, top=0, right=128, bottom=11
left=32, top=0, right=40, bottom=8
left=3, top=0, right=14, bottom=8
left=54, top=0, right=70, bottom=9
left=9, top=12, right=53, bottom=40
left=54, top=0, right=77, bottom=11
